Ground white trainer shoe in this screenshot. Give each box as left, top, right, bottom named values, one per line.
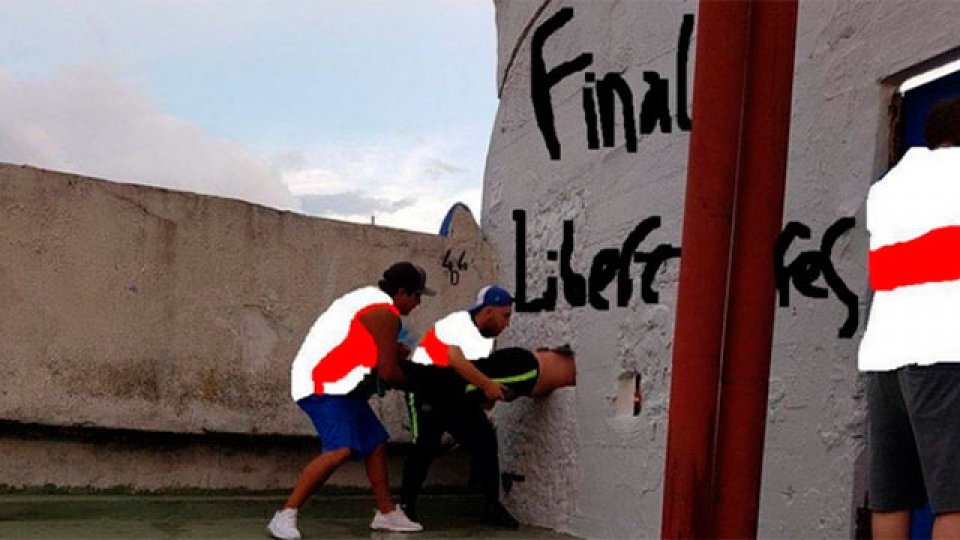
left=370, top=506, right=423, bottom=532
left=267, top=508, right=301, bottom=540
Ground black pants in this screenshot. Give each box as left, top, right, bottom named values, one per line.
left=397, top=348, right=539, bottom=511
left=400, top=390, right=500, bottom=510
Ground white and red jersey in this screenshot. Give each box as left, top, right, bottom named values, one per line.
left=410, top=310, right=493, bottom=367
left=859, top=147, right=960, bottom=371
left=291, top=286, right=398, bottom=400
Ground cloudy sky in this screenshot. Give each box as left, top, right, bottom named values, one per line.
left=0, top=1, right=498, bottom=233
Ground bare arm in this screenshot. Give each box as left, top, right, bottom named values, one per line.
left=447, top=346, right=505, bottom=401
left=358, top=307, right=405, bottom=385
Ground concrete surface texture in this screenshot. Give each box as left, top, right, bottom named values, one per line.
left=0, top=492, right=574, bottom=539
left=0, top=422, right=473, bottom=493
left=484, top=0, right=960, bottom=537
left=0, top=162, right=496, bottom=489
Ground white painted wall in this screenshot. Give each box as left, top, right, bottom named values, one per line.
left=485, top=1, right=960, bottom=537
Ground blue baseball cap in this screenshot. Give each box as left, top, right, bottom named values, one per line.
left=469, top=285, right=514, bottom=312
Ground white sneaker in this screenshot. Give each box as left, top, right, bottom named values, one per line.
left=370, top=506, right=423, bottom=532
left=267, top=508, right=301, bottom=540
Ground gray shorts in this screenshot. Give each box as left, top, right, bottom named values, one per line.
left=867, top=364, right=960, bottom=514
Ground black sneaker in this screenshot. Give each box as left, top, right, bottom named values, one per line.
left=484, top=501, right=520, bottom=530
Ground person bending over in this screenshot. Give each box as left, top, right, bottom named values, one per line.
left=267, top=262, right=433, bottom=540
left=400, top=285, right=527, bottom=529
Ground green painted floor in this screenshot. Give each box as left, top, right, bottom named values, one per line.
left=0, top=493, right=574, bottom=539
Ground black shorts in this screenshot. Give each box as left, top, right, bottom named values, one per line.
left=866, top=364, right=960, bottom=514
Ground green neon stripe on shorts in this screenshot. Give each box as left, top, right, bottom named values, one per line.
left=464, top=369, right=539, bottom=393
left=407, top=393, right=418, bottom=443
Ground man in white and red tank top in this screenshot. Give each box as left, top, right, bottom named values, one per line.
left=268, top=262, right=434, bottom=539
left=861, top=98, right=960, bottom=537
left=400, top=286, right=535, bottom=530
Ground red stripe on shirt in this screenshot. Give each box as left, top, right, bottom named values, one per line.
left=418, top=328, right=450, bottom=367
left=311, top=302, right=399, bottom=395
left=870, top=225, right=960, bottom=291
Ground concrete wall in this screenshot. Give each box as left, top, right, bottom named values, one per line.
left=485, top=1, right=960, bottom=537
left=0, top=163, right=495, bottom=489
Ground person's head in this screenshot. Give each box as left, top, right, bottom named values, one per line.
left=378, top=262, right=435, bottom=315
left=468, top=285, right=514, bottom=337
left=924, top=97, right=960, bottom=149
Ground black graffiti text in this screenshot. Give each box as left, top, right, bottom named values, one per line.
left=513, top=209, right=681, bottom=312
left=441, top=249, right=468, bottom=286
left=531, top=8, right=694, bottom=161
left=775, top=217, right=858, bottom=338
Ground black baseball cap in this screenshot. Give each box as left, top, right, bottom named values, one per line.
left=381, top=262, right=436, bottom=296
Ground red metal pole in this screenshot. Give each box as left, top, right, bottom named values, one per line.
left=713, top=1, right=799, bottom=537
left=660, top=2, right=752, bottom=538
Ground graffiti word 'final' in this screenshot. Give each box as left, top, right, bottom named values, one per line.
left=532, top=8, right=694, bottom=161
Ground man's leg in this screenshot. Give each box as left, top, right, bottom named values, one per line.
left=871, top=511, right=909, bottom=539
left=365, top=443, right=395, bottom=514
left=283, top=447, right=352, bottom=509
left=866, top=370, right=926, bottom=535
left=933, top=512, right=960, bottom=539
left=446, top=402, right=518, bottom=529
left=400, top=392, right=444, bottom=520
left=901, top=364, right=960, bottom=540
left=344, top=396, right=422, bottom=533
left=447, top=404, right=500, bottom=503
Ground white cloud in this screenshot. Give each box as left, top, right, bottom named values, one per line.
left=0, top=67, right=485, bottom=234
left=0, top=67, right=301, bottom=212
left=280, top=137, right=484, bottom=233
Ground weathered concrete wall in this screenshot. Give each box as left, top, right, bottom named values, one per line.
left=0, top=163, right=494, bottom=488
left=485, top=1, right=960, bottom=537
left=0, top=425, right=471, bottom=491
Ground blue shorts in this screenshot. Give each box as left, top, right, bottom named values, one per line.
left=297, top=394, right=389, bottom=459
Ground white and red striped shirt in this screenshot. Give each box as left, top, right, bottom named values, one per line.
left=291, top=287, right=398, bottom=400
left=859, top=147, right=960, bottom=371
left=410, top=310, right=493, bottom=367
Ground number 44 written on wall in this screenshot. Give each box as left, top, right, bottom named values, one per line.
left=441, top=249, right=469, bottom=285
